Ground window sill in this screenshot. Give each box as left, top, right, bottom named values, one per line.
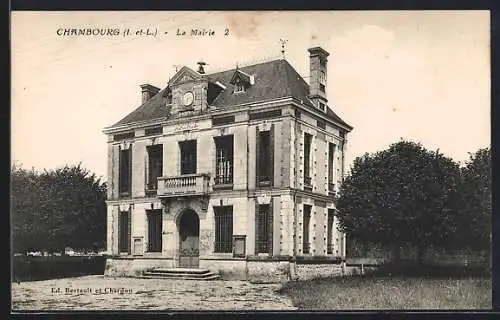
left=257, top=181, right=272, bottom=187
left=213, top=183, right=234, bottom=190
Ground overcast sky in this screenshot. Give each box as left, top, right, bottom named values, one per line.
left=11, top=11, right=490, bottom=180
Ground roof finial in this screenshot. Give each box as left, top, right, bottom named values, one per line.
left=173, top=64, right=182, bottom=72
left=279, top=39, right=288, bottom=59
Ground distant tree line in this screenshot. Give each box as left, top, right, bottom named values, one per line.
left=11, top=164, right=107, bottom=254
left=335, top=141, right=490, bottom=265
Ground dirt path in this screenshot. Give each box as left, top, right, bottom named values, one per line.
left=12, top=275, right=296, bottom=311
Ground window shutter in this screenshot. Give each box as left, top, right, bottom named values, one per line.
left=255, top=127, right=260, bottom=185
left=268, top=198, right=274, bottom=255
left=269, top=124, right=275, bottom=186
left=128, top=208, right=132, bottom=254
left=128, top=148, right=133, bottom=195
left=144, top=153, right=149, bottom=190
left=255, top=201, right=259, bottom=255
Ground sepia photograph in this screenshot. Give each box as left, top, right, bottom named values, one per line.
left=11, top=10, right=491, bottom=311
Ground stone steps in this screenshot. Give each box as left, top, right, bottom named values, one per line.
left=141, top=268, right=221, bottom=281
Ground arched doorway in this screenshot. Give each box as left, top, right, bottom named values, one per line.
left=177, top=209, right=199, bottom=268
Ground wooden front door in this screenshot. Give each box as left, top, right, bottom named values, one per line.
left=178, top=210, right=199, bottom=268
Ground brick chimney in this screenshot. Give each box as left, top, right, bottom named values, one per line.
left=140, top=84, right=160, bottom=104
left=308, top=47, right=329, bottom=112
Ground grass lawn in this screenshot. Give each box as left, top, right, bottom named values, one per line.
left=278, top=276, right=491, bottom=310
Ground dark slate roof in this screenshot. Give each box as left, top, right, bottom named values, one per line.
left=112, top=59, right=352, bottom=129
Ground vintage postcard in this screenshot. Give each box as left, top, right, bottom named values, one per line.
left=11, top=11, right=491, bottom=311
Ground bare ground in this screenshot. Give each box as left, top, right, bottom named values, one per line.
left=12, top=275, right=296, bottom=311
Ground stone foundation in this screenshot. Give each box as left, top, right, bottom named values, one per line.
left=199, top=258, right=247, bottom=280
left=105, top=257, right=173, bottom=277
left=105, top=256, right=352, bottom=282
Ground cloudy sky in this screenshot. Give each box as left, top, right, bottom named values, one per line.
left=11, top=11, right=490, bottom=180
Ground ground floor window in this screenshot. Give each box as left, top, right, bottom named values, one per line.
left=214, top=206, right=233, bottom=253
left=118, top=211, right=130, bottom=253
left=303, top=205, right=311, bottom=254
left=327, top=209, right=335, bottom=254
left=256, top=204, right=273, bottom=254
left=147, top=209, right=162, bottom=252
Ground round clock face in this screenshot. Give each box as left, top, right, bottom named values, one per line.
left=182, top=91, right=194, bottom=106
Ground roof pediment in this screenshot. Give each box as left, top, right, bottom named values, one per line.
left=169, top=66, right=202, bottom=86
left=230, top=69, right=254, bottom=85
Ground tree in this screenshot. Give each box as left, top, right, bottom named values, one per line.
left=335, top=141, right=461, bottom=264
left=11, top=164, right=47, bottom=253
left=456, top=148, right=491, bottom=256
left=11, top=164, right=107, bottom=253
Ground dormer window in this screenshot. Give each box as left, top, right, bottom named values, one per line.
left=235, top=80, right=245, bottom=93
left=230, top=69, right=253, bottom=94
left=318, top=102, right=326, bottom=111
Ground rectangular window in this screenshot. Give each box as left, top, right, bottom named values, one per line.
left=214, top=135, right=234, bottom=186
left=146, top=145, right=163, bottom=192
left=119, top=149, right=132, bottom=196
left=119, top=211, right=130, bottom=253
left=147, top=209, right=162, bottom=252
left=212, top=115, right=235, bottom=126
left=328, top=143, right=336, bottom=192
left=257, top=130, right=273, bottom=185
left=303, top=205, right=311, bottom=254
left=145, top=126, right=163, bottom=136
left=256, top=204, right=273, bottom=254
left=319, top=83, right=326, bottom=93
left=303, top=133, right=312, bottom=188
left=114, top=131, right=134, bottom=141
left=214, top=206, right=233, bottom=253
left=179, top=140, right=197, bottom=175
left=327, top=209, right=334, bottom=254
left=249, top=109, right=282, bottom=121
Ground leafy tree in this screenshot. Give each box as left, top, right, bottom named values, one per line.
left=335, top=141, right=461, bottom=264
left=11, top=164, right=107, bottom=253
left=11, top=164, right=46, bottom=253
left=456, top=148, right=491, bottom=256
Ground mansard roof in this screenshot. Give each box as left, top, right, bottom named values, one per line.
left=111, top=59, right=352, bottom=130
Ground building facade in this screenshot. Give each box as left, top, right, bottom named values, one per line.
left=103, top=46, right=353, bottom=281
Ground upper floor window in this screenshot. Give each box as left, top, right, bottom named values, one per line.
left=179, top=140, right=197, bottom=175
left=214, top=135, right=234, bottom=186
left=303, top=133, right=312, bottom=189
left=328, top=143, right=336, bottom=193
left=119, top=148, right=132, bottom=197
left=146, top=144, right=163, bottom=193
left=256, top=128, right=274, bottom=186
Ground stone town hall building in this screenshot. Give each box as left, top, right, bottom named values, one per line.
left=103, top=46, right=353, bottom=281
